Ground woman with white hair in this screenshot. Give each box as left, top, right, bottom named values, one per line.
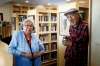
left=9, top=19, right=45, bottom=66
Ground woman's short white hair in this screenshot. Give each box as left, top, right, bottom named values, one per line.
left=22, top=18, right=35, bottom=31
left=22, top=18, right=34, bottom=26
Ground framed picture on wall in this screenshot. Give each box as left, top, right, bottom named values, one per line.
left=59, top=12, right=70, bottom=36
left=0, top=13, right=3, bottom=21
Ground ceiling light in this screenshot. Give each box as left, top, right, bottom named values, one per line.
left=25, top=0, right=29, bottom=3
left=66, top=0, right=75, bottom=2
left=66, top=0, right=71, bottom=1
left=47, top=3, right=51, bottom=5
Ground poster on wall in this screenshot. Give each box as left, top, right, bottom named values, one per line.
left=59, top=12, right=70, bottom=36
left=0, top=13, right=3, bottom=21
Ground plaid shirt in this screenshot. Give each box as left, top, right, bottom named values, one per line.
left=65, top=21, right=89, bottom=66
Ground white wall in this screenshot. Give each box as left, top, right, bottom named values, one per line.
left=0, top=5, right=12, bottom=22
left=91, top=0, right=100, bottom=66
left=58, top=2, right=77, bottom=12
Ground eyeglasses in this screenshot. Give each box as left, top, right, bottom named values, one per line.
left=24, top=25, right=33, bottom=27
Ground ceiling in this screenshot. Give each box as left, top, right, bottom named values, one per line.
left=0, top=0, right=75, bottom=6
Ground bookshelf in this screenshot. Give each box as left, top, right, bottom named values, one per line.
left=35, top=5, right=58, bottom=66
left=13, top=5, right=29, bottom=14
left=79, top=0, right=89, bottom=8
left=0, top=21, right=12, bottom=39
left=78, top=0, right=89, bottom=22
left=12, top=4, right=35, bottom=31
left=79, top=7, right=89, bottom=22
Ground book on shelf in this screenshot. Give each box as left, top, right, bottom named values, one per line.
left=51, top=33, right=57, bottom=41
left=39, top=23, right=49, bottom=32
left=39, top=16, right=41, bottom=21
left=39, top=35, right=45, bottom=42
left=18, top=15, right=27, bottom=22
left=51, top=16, right=57, bottom=21
left=22, top=6, right=28, bottom=10
left=22, top=11, right=27, bottom=13
left=44, top=16, right=48, bottom=21
left=44, top=44, right=49, bottom=51
left=27, top=15, right=35, bottom=20
left=51, top=13, right=57, bottom=21
left=39, top=34, right=49, bottom=42
left=51, top=51, right=57, bottom=59
left=51, top=42, right=57, bottom=50
left=51, top=24, right=57, bottom=31
left=39, top=15, right=48, bottom=22
left=39, top=12, right=48, bottom=22
left=41, top=53, right=50, bottom=62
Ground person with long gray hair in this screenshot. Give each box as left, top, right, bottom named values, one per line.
left=63, top=8, right=89, bottom=66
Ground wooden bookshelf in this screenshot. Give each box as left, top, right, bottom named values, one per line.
left=79, top=7, right=89, bottom=22
left=79, top=0, right=89, bottom=8
left=0, top=21, right=12, bottom=39
left=42, top=59, right=57, bottom=66
left=13, top=4, right=33, bottom=14
left=12, top=4, right=35, bottom=31
left=35, top=6, right=58, bottom=66
left=78, top=0, right=89, bottom=22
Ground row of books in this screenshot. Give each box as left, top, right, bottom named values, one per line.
left=51, top=33, right=57, bottom=41
left=44, top=43, right=57, bottom=51
left=51, top=24, right=57, bottom=31
left=13, top=5, right=29, bottom=13
left=39, top=23, right=49, bottom=32
left=51, top=43, right=57, bottom=51
left=39, top=16, right=48, bottom=21
left=39, top=23, right=57, bottom=32
left=39, top=34, right=49, bottom=42
left=39, top=15, right=57, bottom=22
left=51, top=16, right=57, bottom=21
left=18, top=15, right=57, bottom=22
left=39, top=34, right=57, bottom=42
left=41, top=52, right=57, bottom=62
left=18, top=15, right=27, bottom=22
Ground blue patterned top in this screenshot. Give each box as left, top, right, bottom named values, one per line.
left=9, top=31, right=45, bottom=66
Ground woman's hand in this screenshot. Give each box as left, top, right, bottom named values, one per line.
left=33, top=51, right=44, bottom=58
left=33, top=52, right=41, bottom=58
left=21, top=52, right=32, bottom=59
left=21, top=51, right=44, bottom=58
